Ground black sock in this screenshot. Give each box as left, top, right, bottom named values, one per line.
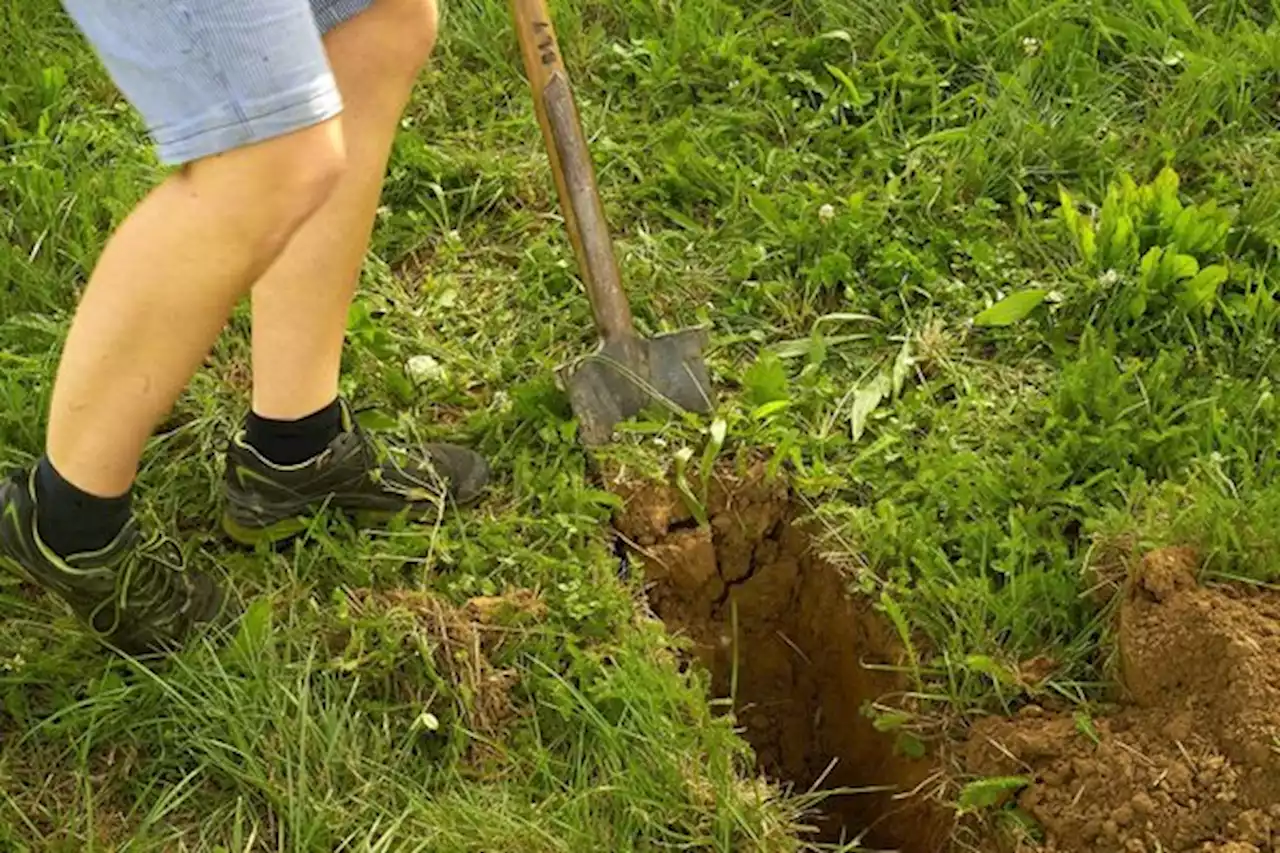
left=245, top=399, right=343, bottom=466
left=34, top=457, right=132, bottom=559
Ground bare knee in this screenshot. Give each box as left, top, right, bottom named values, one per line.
left=375, top=0, right=440, bottom=77
left=261, top=121, right=348, bottom=235
left=186, top=118, right=348, bottom=256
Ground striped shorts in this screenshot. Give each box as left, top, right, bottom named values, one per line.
left=60, top=0, right=374, bottom=165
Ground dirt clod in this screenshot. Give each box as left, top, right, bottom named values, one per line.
left=1131, top=545, right=1199, bottom=602
left=964, top=548, right=1280, bottom=853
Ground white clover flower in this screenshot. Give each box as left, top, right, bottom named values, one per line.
left=407, top=354, right=446, bottom=383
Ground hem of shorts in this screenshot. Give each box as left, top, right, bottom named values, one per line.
left=153, top=81, right=344, bottom=166
left=313, top=0, right=376, bottom=34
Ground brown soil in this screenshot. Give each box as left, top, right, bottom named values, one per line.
left=963, top=547, right=1280, bottom=853
left=610, top=459, right=1280, bottom=853
left=608, top=460, right=953, bottom=852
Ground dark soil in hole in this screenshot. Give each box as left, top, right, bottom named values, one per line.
left=963, top=547, right=1280, bottom=853
left=607, top=461, right=954, bottom=852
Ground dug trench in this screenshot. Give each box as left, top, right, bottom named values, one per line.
left=605, top=460, right=954, bottom=852
left=605, top=461, right=1280, bottom=853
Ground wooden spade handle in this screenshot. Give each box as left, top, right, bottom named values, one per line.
left=510, top=0, right=635, bottom=342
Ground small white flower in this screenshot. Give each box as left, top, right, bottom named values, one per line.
left=1100, top=269, right=1120, bottom=287
left=407, top=354, right=446, bottom=384
left=818, top=204, right=836, bottom=223
left=1021, top=37, right=1041, bottom=56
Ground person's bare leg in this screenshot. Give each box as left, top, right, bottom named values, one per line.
left=250, top=0, right=438, bottom=420
left=223, top=0, right=487, bottom=546
left=46, top=121, right=347, bottom=497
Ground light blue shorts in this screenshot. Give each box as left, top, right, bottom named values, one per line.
left=61, top=0, right=374, bottom=165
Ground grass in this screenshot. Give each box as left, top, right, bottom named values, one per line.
left=3, top=0, right=1280, bottom=849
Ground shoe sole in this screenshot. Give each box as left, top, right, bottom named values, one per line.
left=221, top=512, right=317, bottom=547
left=0, top=553, right=49, bottom=594
left=0, top=553, right=233, bottom=655
left=220, top=494, right=484, bottom=547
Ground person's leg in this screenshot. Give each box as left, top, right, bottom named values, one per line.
left=250, top=0, right=439, bottom=424
left=0, top=0, right=348, bottom=654
left=222, top=0, right=489, bottom=545
left=46, top=124, right=346, bottom=499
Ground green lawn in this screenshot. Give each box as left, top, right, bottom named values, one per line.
left=2, top=0, right=1280, bottom=850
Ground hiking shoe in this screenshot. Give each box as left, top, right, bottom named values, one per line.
left=221, top=401, right=490, bottom=546
left=0, top=469, right=232, bottom=655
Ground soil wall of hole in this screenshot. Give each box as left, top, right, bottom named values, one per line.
left=607, top=461, right=953, bottom=851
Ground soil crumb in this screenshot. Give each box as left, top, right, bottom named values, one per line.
left=609, top=460, right=952, bottom=852
left=964, top=548, right=1280, bottom=853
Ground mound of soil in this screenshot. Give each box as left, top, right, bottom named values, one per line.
left=965, top=548, right=1280, bottom=853
left=609, top=461, right=952, bottom=851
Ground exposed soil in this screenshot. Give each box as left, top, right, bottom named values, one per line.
left=609, top=460, right=1280, bottom=853
left=608, top=460, right=953, bottom=852
left=963, top=547, right=1280, bottom=853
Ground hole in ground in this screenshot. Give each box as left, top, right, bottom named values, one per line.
left=607, top=461, right=954, bottom=852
